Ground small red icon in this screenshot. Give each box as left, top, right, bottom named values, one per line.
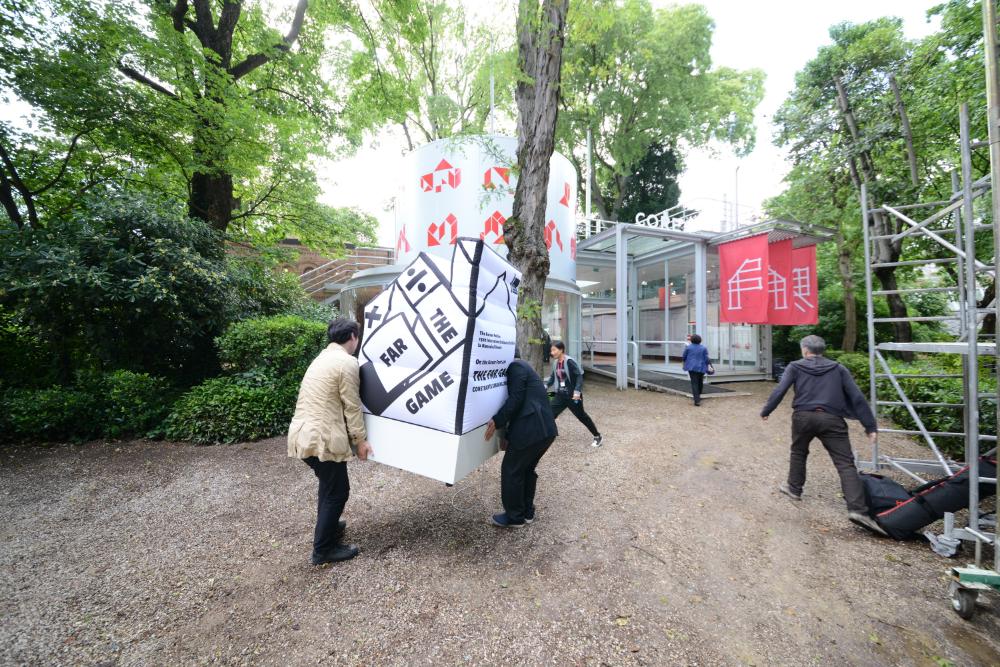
left=396, top=227, right=411, bottom=254
left=427, top=214, right=458, bottom=246
left=483, top=166, right=510, bottom=190
left=420, top=159, right=461, bottom=192
left=559, top=182, right=570, bottom=207
left=481, top=211, right=506, bottom=245
left=544, top=219, right=563, bottom=252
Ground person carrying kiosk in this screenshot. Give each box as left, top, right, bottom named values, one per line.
left=681, top=333, right=711, bottom=406
left=288, top=318, right=374, bottom=565
left=546, top=340, right=603, bottom=448
left=760, top=334, right=887, bottom=536
left=485, top=348, right=558, bottom=528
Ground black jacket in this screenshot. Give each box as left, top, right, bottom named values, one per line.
left=545, top=356, right=584, bottom=395
left=493, top=359, right=558, bottom=448
left=761, top=356, right=878, bottom=433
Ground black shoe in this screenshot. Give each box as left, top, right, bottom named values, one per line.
left=525, top=507, right=536, bottom=524
left=694, top=400, right=701, bottom=406
left=490, top=512, right=526, bottom=528
left=312, top=543, right=359, bottom=565
left=591, top=434, right=603, bottom=448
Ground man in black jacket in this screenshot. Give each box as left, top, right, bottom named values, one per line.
left=485, top=350, right=558, bottom=528
left=761, top=335, right=887, bottom=536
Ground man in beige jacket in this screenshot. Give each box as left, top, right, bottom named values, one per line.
left=288, top=318, right=373, bottom=565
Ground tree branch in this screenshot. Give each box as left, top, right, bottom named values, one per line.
left=34, top=130, right=86, bottom=195
left=228, top=0, right=307, bottom=80
left=0, top=138, right=39, bottom=228
left=171, top=0, right=189, bottom=32
left=117, top=62, right=179, bottom=99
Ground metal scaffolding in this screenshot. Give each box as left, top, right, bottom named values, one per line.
left=859, top=101, right=998, bottom=569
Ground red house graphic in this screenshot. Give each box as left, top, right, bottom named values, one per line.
left=420, top=159, right=462, bottom=193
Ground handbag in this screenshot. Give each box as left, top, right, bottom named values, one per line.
left=707, top=363, right=716, bottom=376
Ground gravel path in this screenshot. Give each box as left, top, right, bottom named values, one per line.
left=2, top=379, right=999, bottom=666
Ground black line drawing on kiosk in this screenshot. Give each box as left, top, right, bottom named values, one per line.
left=359, top=312, right=433, bottom=415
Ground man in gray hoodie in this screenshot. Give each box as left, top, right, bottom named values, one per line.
left=761, top=335, right=887, bottom=536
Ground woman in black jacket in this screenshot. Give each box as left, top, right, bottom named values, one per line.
left=546, top=340, right=603, bottom=447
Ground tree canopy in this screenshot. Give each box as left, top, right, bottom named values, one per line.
left=556, top=0, right=764, bottom=221
left=0, top=0, right=382, bottom=251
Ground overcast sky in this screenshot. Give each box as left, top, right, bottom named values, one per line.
left=320, top=0, right=945, bottom=244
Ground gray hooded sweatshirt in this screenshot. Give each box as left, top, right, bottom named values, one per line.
left=760, top=356, right=877, bottom=434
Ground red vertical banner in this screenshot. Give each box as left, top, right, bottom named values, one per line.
left=719, top=234, right=770, bottom=323
left=767, top=240, right=795, bottom=325
left=790, top=245, right=819, bottom=325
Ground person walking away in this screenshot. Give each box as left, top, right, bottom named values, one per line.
left=485, top=349, right=558, bottom=528
left=545, top=340, right=603, bottom=447
left=681, top=333, right=711, bottom=406
left=288, top=318, right=374, bottom=565
left=760, top=335, right=887, bottom=536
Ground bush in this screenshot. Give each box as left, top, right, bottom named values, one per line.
left=835, top=352, right=870, bottom=390
left=0, top=370, right=175, bottom=442
left=162, top=376, right=299, bottom=445
left=216, top=315, right=327, bottom=378
left=1, top=385, right=102, bottom=442
left=96, top=371, right=175, bottom=439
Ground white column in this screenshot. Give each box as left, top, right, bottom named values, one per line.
left=694, top=241, right=707, bottom=338
left=615, top=225, right=628, bottom=390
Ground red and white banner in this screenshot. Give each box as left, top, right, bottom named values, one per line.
left=719, top=237, right=818, bottom=325
left=767, top=239, right=795, bottom=325
left=719, top=234, right=769, bottom=323
left=790, top=245, right=818, bottom=324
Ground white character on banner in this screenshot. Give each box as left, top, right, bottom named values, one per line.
left=768, top=267, right=788, bottom=310
left=726, top=257, right=764, bottom=310
left=792, top=266, right=814, bottom=312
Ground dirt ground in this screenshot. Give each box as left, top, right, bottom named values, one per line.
left=2, top=379, right=999, bottom=666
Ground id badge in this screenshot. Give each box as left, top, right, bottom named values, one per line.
left=559, top=380, right=566, bottom=390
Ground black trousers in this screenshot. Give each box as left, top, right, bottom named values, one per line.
left=788, top=410, right=868, bottom=513
left=688, top=371, right=705, bottom=403
left=551, top=393, right=600, bottom=436
left=500, top=437, right=555, bottom=523
left=303, top=457, right=350, bottom=557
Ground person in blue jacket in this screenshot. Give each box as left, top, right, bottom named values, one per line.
left=681, top=333, right=711, bottom=406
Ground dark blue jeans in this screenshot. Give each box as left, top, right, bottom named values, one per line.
left=688, top=371, right=705, bottom=403
left=303, top=457, right=350, bottom=557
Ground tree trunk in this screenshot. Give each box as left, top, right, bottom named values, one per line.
left=835, top=74, right=913, bottom=356
left=189, top=169, right=234, bottom=231
left=888, top=74, right=919, bottom=189
left=837, top=234, right=858, bottom=352
left=507, top=0, right=568, bottom=376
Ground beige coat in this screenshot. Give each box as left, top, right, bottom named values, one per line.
left=287, top=343, right=367, bottom=462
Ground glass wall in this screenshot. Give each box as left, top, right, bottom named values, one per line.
left=541, top=288, right=581, bottom=361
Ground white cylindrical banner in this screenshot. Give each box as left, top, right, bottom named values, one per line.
left=394, top=136, right=577, bottom=284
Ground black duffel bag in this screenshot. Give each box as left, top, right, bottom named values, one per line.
left=876, top=456, right=997, bottom=541
left=860, top=473, right=912, bottom=516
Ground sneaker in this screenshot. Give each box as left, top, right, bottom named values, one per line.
left=778, top=483, right=802, bottom=501
left=311, top=543, right=359, bottom=565
left=591, top=434, right=603, bottom=448
left=848, top=512, right=889, bottom=537
left=525, top=507, right=535, bottom=524
left=490, top=512, right=526, bottom=528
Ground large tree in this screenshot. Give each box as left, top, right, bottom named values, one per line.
left=771, top=8, right=994, bottom=354
left=0, top=0, right=385, bottom=251
left=341, top=0, right=517, bottom=150
left=556, top=0, right=764, bottom=221
left=505, top=0, right=568, bottom=374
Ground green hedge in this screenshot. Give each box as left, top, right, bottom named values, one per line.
left=162, top=315, right=325, bottom=444
left=162, top=376, right=299, bottom=445
left=1, top=371, right=173, bottom=442
left=217, top=315, right=327, bottom=378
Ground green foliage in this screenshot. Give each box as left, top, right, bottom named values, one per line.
left=0, top=0, right=384, bottom=250
left=97, top=370, right=175, bottom=439
left=0, top=370, right=173, bottom=442
left=0, top=192, right=230, bottom=383
left=338, top=0, right=517, bottom=146
left=161, top=375, right=299, bottom=445
left=217, top=315, right=326, bottom=378
left=0, top=309, right=56, bottom=389
left=1, top=385, right=102, bottom=442
left=558, top=0, right=765, bottom=220
left=834, top=352, right=870, bottom=390
left=164, top=314, right=326, bottom=444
